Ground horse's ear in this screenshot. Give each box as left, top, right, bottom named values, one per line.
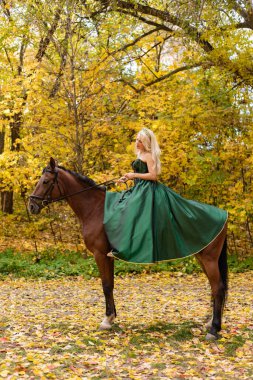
left=49, top=157, right=57, bottom=170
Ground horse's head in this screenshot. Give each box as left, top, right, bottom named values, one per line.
left=29, top=157, right=61, bottom=214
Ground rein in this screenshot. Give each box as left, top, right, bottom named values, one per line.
left=29, top=169, right=121, bottom=206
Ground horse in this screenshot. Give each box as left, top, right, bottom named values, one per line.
left=28, top=157, right=228, bottom=340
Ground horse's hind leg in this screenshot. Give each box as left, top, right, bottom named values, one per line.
left=197, top=230, right=228, bottom=340
left=94, top=252, right=116, bottom=330
left=195, top=257, right=213, bottom=326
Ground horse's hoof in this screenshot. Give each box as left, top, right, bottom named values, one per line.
left=99, top=322, right=112, bottom=330
left=99, top=315, right=115, bottom=330
left=205, top=332, right=218, bottom=341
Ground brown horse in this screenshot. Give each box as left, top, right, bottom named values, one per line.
left=29, top=157, right=228, bottom=340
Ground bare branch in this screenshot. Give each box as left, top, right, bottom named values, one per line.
left=118, top=9, right=174, bottom=32
left=230, top=0, right=253, bottom=29
left=4, top=48, right=14, bottom=73
left=18, top=37, right=28, bottom=76
left=119, top=39, right=169, bottom=66
left=1, top=0, right=12, bottom=20
left=108, top=27, right=165, bottom=56
left=139, top=56, right=159, bottom=78
left=137, top=63, right=201, bottom=92
left=36, top=6, right=62, bottom=62
left=95, top=0, right=213, bottom=52
left=49, top=13, right=71, bottom=98
left=115, top=78, right=139, bottom=92
left=116, top=63, right=201, bottom=93
left=231, top=0, right=249, bottom=20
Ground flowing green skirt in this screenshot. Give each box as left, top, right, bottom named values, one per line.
left=103, top=180, right=228, bottom=264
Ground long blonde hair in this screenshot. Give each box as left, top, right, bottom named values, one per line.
left=135, top=128, right=161, bottom=174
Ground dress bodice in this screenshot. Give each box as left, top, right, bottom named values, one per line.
left=132, top=159, right=149, bottom=174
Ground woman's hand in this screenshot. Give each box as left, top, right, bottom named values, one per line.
left=117, top=172, right=135, bottom=183
left=124, top=172, right=136, bottom=180
left=117, top=176, right=127, bottom=184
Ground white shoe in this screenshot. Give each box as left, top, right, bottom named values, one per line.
left=107, top=251, right=114, bottom=258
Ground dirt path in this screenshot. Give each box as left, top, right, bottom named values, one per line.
left=0, top=272, right=252, bottom=379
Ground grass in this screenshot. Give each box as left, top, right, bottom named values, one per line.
left=0, top=248, right=252, bottom=279
left=0, top=249, right=99, bottom=279
left=224, top=327, right=253, bottom=357
left=128, top=321, right=199, bottom=346
left=225, top=335, right=245, bottom=356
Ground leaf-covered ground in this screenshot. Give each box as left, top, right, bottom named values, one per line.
left=0, top=272, right=252, bottom=379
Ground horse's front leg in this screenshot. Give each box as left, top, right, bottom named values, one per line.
left=94, top=252, right=116, bottom=330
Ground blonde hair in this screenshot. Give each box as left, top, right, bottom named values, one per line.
left=135, top=128, right=161, bottom=174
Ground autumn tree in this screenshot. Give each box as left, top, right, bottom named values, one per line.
left=0, top=0, right=65, bottom=212
left=88, top=0, right=253, bottom=88
left=0, top=0, right=252, bottom=252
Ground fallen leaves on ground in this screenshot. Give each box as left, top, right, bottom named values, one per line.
left=0, top=271, right=252, bottom=379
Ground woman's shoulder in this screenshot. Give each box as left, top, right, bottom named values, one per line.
left=139, top=152, right=152, bottom=163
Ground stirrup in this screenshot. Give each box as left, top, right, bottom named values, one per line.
left=107, top=251, right=114, bottom=258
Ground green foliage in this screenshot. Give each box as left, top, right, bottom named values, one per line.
left=0, top=249, right=99, bottom=279
left=227, top=255, right=253, bottom=273
left=0, top=249, right=252, bottom=279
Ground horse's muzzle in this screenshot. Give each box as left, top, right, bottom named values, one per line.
left=28, top=199, right=42, bottom=214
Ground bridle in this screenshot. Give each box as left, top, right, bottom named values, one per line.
left=29, top=169, right=120, bottom=207
left=29, top=169, right=63, bottom=207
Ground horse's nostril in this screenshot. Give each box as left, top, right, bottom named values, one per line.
left=28, top=202, right=38, bottom=214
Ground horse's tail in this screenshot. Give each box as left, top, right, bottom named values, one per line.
left=218, top=237, right=228, bottom=301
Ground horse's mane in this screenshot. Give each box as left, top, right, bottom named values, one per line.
left=43, top=165, right=104, bottom=190
left=60, top=166, right=104, bottom=189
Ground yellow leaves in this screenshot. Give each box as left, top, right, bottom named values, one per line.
left=26, top=353, right=42, bottom=364
left=0, top=272, right=252, bottom=378
left=155, top=35, right=165, bottom=44
left=2, top=108, right=11, bottom=116
left=0, top=0, right=252, bottom=254
left=0, top=370, right=9, bottom=378
left=236, top=349, right=244, bottom=358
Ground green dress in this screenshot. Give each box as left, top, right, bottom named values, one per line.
left=103, top=159, right=228, bottom=264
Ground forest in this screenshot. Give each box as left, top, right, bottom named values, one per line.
left=0, top=2, right=253, bottom=379
left=0, top=0, right=252, bottom=255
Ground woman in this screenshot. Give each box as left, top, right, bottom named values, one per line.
left=103, top=128, right=228, bottom=263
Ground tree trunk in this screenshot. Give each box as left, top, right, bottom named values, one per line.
left=0, top=130, right=4, bottom=153
left=1, top=191, right=13, bottom=214
left=0, top=112, right=23, bottom=214
left=0, top=129, right=14, bottom=213
left=10, top=111, right=22, bottom=151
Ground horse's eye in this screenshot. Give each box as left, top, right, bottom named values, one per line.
left=43, top=180, right=49, bottom=185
